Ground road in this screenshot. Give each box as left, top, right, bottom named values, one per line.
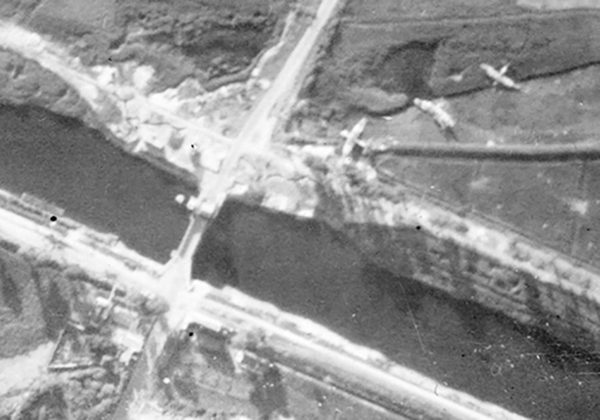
left=238, top=0, right=342, bottom=147
left=164, top=0, right=343, bottom=294
left=157, top=0, right=343, bottom=297
left=0, top=194, right=164, bottom=297
left=0, top=0, right=343, bottom=263
left=0, top=11, right=341, bottom=298
left=0, top=3, right=533, bottom=419
left=170, top=287, right=528, bottom=420
left=197, top=0, right=343, bottom=212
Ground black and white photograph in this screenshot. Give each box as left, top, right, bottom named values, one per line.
left=0, top=1, right=599, bottom=419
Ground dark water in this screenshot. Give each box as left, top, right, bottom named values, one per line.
left=193, top=200, right=600, bottom=420
left=0, top=105, right=194, bottom=262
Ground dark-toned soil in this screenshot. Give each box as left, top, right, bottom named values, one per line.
left=2, top=0, right=292, bottom=89
left=193, top=200, right=600, bottom=420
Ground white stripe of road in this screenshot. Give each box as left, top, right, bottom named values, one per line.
left=180, top=291, right=528, bottom=420
left=201, top=0, right=344, bottom=210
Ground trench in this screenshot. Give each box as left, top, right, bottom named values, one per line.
left=0, top=105, right=195, bottom=262
left=193, top=199, right=600, bottom=420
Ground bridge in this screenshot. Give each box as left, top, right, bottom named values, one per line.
left=0, top=1, right=335, bottom=296
left=0, top=0, right=596, bottom=418
left=156, top=0, right=345, bottom=299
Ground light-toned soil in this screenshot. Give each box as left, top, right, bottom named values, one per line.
left=0, top=342, right=54, bottom=395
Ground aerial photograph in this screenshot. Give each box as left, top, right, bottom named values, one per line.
left=1, top=0, right=600, bottom=419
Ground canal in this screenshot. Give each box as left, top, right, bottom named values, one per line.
left=0, top=105, right=194, bottom=262
left=193, top=199, right=600, bottom=420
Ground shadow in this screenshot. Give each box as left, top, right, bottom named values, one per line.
left=370, top=40, right=439, bottom=99
left=191, top=198, right=600, bottom=419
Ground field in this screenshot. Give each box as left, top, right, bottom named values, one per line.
left=291, top=0, right=600, bottom=269
left=302, top=0, right=600, bottom=119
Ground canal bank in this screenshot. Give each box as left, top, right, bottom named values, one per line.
left=0, top=104, right=195, bottom=262
left=193, top=199, right=600, bottom=420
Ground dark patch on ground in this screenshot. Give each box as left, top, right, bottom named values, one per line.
left=304, top=1, right=600, bottom=118
left=367, top=40, right=439, bottom=98
left=192, top=199, right=600, bottom=419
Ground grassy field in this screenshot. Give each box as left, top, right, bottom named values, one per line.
left=305, top=1, right=600, bottom=118
left=373, top=154, right=600, bottom=263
